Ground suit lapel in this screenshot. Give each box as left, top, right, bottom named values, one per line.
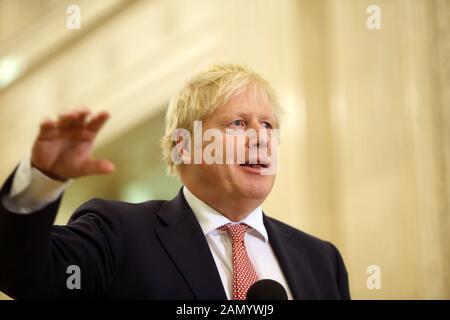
left=263, top=215, right=315, bottom=299
left=155, top=189, right=227, bottom=300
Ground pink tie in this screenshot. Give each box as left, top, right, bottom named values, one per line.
left=219, top=223, right=259, bottom=300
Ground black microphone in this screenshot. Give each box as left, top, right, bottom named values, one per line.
left=246, top=279, right=288, bottom=300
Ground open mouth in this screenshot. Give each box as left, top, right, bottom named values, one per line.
left=239, top=161, right=269, bottom=169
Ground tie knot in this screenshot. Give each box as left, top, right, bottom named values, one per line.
left=219, top=223, right=249, bottom=242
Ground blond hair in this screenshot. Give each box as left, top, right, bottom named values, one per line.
left=161, top=64, right=282, bottom=176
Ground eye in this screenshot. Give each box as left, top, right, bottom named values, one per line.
left=229, top=120, right=245, bottom=127
left=262, top=121, right=272, bottom=129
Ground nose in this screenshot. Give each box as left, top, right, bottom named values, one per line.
left=247, top=120, right=269, bottom=149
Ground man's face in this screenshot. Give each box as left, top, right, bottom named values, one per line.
left=182, top=87, right=278, bottom=205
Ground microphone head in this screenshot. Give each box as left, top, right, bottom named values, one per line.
left=246, top=279, right=288, bottom=300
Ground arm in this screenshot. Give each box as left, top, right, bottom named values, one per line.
left=0, top=109, right=117, bottom=299
left=2, top=155, right=71, bottom=214
left=0, top=181, right=122, bottom=299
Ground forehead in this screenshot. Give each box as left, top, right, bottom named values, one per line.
left=214, top=86, right=273, bottom=116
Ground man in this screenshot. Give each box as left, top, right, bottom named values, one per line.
left=0, top=64, right=350, bottom=299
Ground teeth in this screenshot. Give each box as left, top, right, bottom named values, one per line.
left=239, top=161, right=269, bottom=168
left=240, top=163, right=267, bottom=168
left=241, top=164, right=262, bottom=168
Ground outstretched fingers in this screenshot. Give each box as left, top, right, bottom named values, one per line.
left=57, top=108, right=91, bottom=130
left=86, top=111, right=110, bottom=133
left=38, top=118, right=58, bottom=140
left=72, top=109, right=91, bottom=130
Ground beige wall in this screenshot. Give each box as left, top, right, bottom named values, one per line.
left=0, top=0, right=449, bottom=299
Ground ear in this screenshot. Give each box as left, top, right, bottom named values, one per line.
left=175, top=133, right=192, bottom=164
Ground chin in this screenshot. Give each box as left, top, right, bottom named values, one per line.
left=239, top=183, right=273, bottom=200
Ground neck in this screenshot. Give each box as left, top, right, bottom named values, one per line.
left=184, top=186, right=261, bottom=222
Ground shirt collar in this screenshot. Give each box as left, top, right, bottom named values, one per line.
left=182, top=186, right=268, bottom=242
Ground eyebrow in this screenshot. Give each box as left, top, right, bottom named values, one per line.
left=218, top=110, right=276, bottom=122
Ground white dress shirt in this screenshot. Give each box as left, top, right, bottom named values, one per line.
left=2, top=153, right=72, bottom=214
left=182, top=186, right=293, bottom=299
left=1, top=157, right=293, bottom=299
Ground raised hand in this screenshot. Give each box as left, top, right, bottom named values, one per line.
left=31, top=108, right=115, bottom=181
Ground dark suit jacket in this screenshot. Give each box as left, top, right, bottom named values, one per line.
left=0, top=168, right=350, bottom=300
